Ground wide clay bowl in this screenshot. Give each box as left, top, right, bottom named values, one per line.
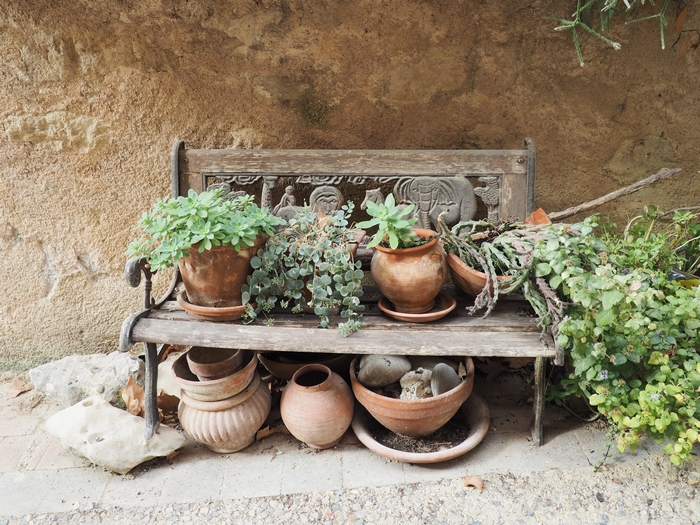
left=258, top=352, right=355, bottom=382
left=446, top=252, right=511, bottom=297
left=350, top=355, right=474, bottom=438
left=186, top=347, right=244, bottom=381
left=351, top=392, right=490, bottom=463
left=172, top=349, right=257, bottom=402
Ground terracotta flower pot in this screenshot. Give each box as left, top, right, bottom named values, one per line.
left=186, top=347, right=244, bottom=381
left=178, top=236, right=266, bottom=308
left=280, top=364, right=354, bottom=449
left=349, top=356, right=474, bottom=437
left=172, top=350, right=258, bottom=402
left=370, top=228, right=447, bottom=314
left=446, top=252, right=511, bottom=297
left=178, top=372, right=271, bottom=453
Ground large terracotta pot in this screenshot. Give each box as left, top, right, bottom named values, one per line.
left=446, top=252, right=511, bottom=297
left=350, top=356, right=474, bottom=437
left=370, top=228, right=447, bottom=314
left=280, top=364, right=354, bottom=449
left=178, top=372, right=271, bottom=453
left=178, top=236, right=266, bottom=308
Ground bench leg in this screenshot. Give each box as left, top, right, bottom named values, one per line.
left=144, top=342, right=160, bottom=440
left=531, top=356, right=546, bottom=446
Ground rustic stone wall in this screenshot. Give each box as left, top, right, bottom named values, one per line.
left=1, top=1, right=698, bottom=370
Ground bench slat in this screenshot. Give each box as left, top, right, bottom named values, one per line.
left=132, top=318, right=554, bottom=358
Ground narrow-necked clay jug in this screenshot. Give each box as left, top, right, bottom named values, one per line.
left=280, top=364, right=354, bottom=449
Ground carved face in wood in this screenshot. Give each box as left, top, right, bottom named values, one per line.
left=310, top=185, right=344, bottom=215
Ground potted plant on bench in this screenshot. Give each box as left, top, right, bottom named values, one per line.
left=356, top=194, right=449, bottom=316
left=126, top=188, right=282, bottom=318
left=242, top=203, right=365, bottom=336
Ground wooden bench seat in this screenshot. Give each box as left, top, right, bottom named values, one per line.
left=120, top=139, right=560, bottom=447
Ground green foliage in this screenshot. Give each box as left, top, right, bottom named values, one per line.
left=126, top=189, right=283, bottom=271
left=551, top=0, right=672, bottom=66
left=545, top=208, right=700, bottom=466
left=241, top=203, right=365, bottom=333
left=356, top=194, right=419, bottom=250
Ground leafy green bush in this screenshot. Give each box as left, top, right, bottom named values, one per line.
left=542, top=209, right=700, bottom=465
left=356, top=194, right=419, bottom=250
left=126, top=189, right=282, bottom=271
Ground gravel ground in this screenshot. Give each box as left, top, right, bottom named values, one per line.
left=3, top=453, right=699, bottom=525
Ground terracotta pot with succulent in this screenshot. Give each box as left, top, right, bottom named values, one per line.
left=126, top=189, right=283, bottom=318
left=242, top=203, right=366, bottom=336
left=356, top=194, right=447, bottom=315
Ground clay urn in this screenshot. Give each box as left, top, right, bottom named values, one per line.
left=280, top=364, right=354, bottom=449
left=370, top=228, right=447, bottom=314
left=178, top=372, right=271, bottom=453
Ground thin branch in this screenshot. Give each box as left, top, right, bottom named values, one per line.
left=548, top=168, right=682, bottom=221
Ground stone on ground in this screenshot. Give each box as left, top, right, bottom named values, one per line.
left=46, top=395, right=187, bottom=474
left=29, top=351, right=144, bottom=407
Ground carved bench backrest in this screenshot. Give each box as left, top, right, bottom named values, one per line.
left=171, top=140, right=536, bottom=227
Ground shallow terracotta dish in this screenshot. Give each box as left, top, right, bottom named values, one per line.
left=177, top=290, right=248, bottom=321
left=172, top=349, right=257, bottom=402
left=350, top=356, right=474, bottom=437
left=377, top=293, right=456, bottom=323
left=186, top=347, right=244, bottom=381
left=351, top=392, right=490, bottom=463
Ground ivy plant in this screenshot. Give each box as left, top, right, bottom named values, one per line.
left=241, top=203, right=365, bottom=335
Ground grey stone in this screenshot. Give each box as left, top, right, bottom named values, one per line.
left=357, top=355, right=411, bottom=388
left=430, top=363, right=461, bottom=395
left=46, top=395, right=187, bottom=475
left=29, top=351, right=144, bottom=407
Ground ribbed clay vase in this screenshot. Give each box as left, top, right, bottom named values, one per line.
left=370, top=228, right=447, bottom=314
left=178, top=236, right=266, bottom=308
left=178, top=372, right=271, bottom=453
left=280, top=364, right=354, bottom=450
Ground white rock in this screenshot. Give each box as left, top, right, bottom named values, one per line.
left=357, top=355, right=412, bottom=388
left=46, top=395, right=187, bottom=475
left=399, top=368, right=432, bottom=400
left=431, top=362, right=461, bottom=395
left=158, top=351, right=185, bottom=398
left=29, top=351, right=144, bottom=407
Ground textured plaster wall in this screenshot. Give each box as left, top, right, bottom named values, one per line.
left=1, top=1, right=699, bottom=370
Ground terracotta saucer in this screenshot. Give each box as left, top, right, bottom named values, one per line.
left=351, top=393, right=490, bottom=464
left=377, top=292, right=457, bottom=323
left=176, top=290, right=248, bottom=322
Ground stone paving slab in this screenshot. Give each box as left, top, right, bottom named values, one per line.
left=0, top=371, right=660, bottom=519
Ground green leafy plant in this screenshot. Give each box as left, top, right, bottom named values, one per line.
left=356, top=194, right=420, bottom=250
left=541, top=209, right=700, bottom=466
left=241, top=203, right=365, bottom=333
left=126, top=189, right=282, bottom=271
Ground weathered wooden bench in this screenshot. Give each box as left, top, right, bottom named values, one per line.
left=120, top=139, right=562, bottom=446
